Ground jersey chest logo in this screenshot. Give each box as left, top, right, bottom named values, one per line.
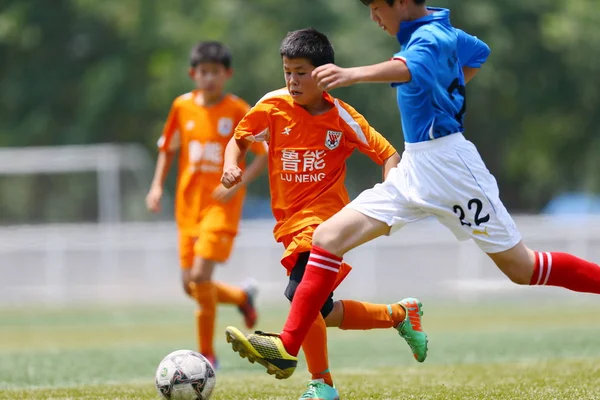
left=218, top=117, right=233, bottom=136
left=325, top=130, right=342, bottom=150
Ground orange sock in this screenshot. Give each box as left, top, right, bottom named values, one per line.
left=190, top=281, right=217, bottom=357
left=339, top=300, right=406, bottom=330
left=302, top=314, right=334, bottom=387
left=213, top=281, right=246, bottom=305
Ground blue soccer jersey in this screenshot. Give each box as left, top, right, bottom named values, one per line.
left=392, top=8, right=490, bottom=143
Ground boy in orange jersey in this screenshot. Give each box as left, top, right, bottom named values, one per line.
left=146, top=41, right=268, bottom=369
left=221, top=29, right=427, bottom=400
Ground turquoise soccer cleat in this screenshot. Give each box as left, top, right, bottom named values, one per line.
left=299, top=379, right=340, bottom=400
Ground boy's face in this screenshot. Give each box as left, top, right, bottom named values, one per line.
left=188, top=62, right=232, bottom=96
left=282, top=56, right=322, bottom=106
left=368, top=0, right=405, bottom=36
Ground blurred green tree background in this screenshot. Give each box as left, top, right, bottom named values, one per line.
left=1, top=0, right=599, bottom=222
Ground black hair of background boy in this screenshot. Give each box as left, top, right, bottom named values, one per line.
left=190, top=41, right=232, bottom=69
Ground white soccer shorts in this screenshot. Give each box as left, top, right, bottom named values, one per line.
left=346, top=133, right=522, bottom=254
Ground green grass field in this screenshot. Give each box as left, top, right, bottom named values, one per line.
left=1, top=301, right=600, bottom=399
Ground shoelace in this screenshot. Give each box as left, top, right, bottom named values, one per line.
left=300, top=382, right=320, bottom=398
left=253, top=331, right=280, bottom=337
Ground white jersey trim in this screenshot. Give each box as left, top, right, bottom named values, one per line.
left=247, top=127, right=269, bottom=143
left=334, top=99, right=368, bottom=146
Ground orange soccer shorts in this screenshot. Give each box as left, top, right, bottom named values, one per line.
left=179, top=230, right=235, bottom=268
left=280, top=225, right=351, bottom=291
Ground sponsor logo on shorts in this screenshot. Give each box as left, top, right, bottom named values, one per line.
left=472, top=227, right=489, bottom=237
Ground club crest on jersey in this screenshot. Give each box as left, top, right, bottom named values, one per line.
left=218, top=117, right=233, bottom=136
left=325, top=130, right=342, bottom=150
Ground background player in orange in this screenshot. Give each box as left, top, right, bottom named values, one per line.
left=145, top=41, right=268, bottom=368
left=221, top=29, right=427, bottom=400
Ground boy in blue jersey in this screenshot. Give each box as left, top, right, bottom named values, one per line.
left=225, top=0, right=600, bottom=380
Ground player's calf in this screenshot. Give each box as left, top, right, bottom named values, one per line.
left=326, top=298, right=429, bottom=363
left=487, top=242, right=536, bottom=285
left=489, top=241, right=600, bottom=294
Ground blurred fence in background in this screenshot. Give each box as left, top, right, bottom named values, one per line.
left=3, top=0, right=600, bottom=213
left=2, top=216, right=599, bottom=307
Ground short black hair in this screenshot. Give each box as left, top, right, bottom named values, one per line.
left=360, top=0, right=426, bottom=5
left=189, top=41, right=232, bottom=69
left=279, top=28, right=334, bottom=67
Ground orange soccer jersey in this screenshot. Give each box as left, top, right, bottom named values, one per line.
left=158, top=91, right=267, bottom=237
left=234, top=88, right=397, bottom=262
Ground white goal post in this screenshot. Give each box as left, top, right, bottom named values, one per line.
left=0, top=144, right=161, bottom=223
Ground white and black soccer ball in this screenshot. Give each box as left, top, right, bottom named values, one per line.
left=155, top=350, right=216, bottom=400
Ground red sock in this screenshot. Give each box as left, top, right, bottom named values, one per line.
left=280, top=246, right=341, bottom=356
left=530, top=251, right=600, bottom=294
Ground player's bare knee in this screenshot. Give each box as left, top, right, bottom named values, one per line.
left=182, top=281, right=192, bottom=296
left=312, top=223, right=344, bottom=254
left=181, top=270, right=193, bottom=296
left=190, top=257, right=216, bottom=284
left=190, top=270, right=212, bottom=284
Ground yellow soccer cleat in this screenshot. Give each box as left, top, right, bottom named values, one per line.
left=225, top=326, right=298, bottom=379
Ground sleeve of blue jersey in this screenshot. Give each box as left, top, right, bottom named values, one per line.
left=456, top=29, right=490, bottom=68
left=391, top=33, right=438, bottom=88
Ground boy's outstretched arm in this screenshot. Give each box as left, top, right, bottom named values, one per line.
left=214, top=140, right=267, bottom=202
left=221, top=137, right=252, bottom=189
left=146, top=150, right=175, bottom=213
left=313, top=60, right=411, bottom=91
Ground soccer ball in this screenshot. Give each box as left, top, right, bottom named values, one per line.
left=155, top=349, right=216, bottom=400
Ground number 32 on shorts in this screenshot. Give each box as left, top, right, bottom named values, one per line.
left=453, top=198, right=490, bottom=235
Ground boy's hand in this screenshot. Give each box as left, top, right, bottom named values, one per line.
left=146, top=185, right=163, bottom=213
left=312, top=64, right=357, bottom=91
left=221, top=165, right=243, bottom=188
left=212, top=184, right=240, bottom=203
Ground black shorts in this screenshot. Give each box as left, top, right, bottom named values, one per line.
left=284, top=252, right=335, bottom=318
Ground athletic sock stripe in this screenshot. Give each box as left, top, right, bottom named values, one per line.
left=535, top=252, right=545, bottom=285
left=308, top=254, right=341, bottom=270
left=542, top=252, right=553, bottom=285
left=307, top=261, right=340, bottom=273
left=309, top=253, right=342, bottom=265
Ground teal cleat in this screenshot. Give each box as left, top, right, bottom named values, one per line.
left=396, top=298, right=428, bottom=363
left=299, top=379, right=340, bottom=400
